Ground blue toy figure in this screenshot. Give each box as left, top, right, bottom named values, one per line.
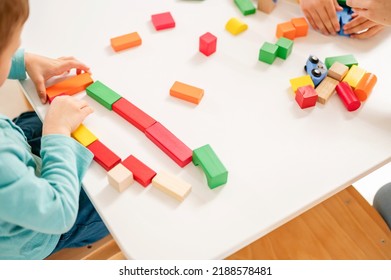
left=304, top=55, right=328, bottom=87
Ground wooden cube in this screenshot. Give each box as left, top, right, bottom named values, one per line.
left=328, top=61, right=349, bottom=81
left=295, top=85, right=318, bottom=109
left=291, top=17, right=308, bottom=37
left=107, top=163, right=134, bottom=192
left=276, top=21, right=296, bottom=40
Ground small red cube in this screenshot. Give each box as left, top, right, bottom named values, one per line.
left=295, top=85, right=318, bottom=109
left=199, top=32, right=217, bottom=56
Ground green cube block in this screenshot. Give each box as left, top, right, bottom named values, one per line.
left=325, top=54, right=358, bottom=69
left=86, top=81, right=122, bottom=110
left=276, top=37, right=293, bottom=60
left=337, top=0, right=347, bottom=7
left=258, top=42, right=278, bottom=64
left=234, top=0, right=256, bottom=16
left=192, top=144, right=228, bottom=189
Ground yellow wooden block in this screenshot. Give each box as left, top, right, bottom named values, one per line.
left=107, top=163, right=134, bottom=192
left=342, top=65, right=366, bottom=89
left=152, top=171, right=191, bottom=202
left=289, top=75, right=314, bottom=93
left=71, top=124, right=98, bottom=147
left=225, top=18, right=248, bottom=35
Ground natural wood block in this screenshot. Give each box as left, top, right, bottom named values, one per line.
left=258, top=0, right=276, bottom=14
left=343, top=65, right=366, bottom=89
left=107, top=163, right=134, bottom=192
left=46, top=73, right=93, bottom=102
left=225, top=18, right=248, bottom=35
left=354, top=73, right=377, bottom=101
left=328, top=61, right=349, bottom=81
left=152, top=171, right=191, bottom=202
left=111, top=32, right=142, bottom=52
left=316, top=76, right=339, bottom=104
left=71, top=124, right=98, bottom=147
left=170, top=81, right=204, bottom=104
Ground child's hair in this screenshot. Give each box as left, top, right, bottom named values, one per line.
left=0, top=0, right=29, bottom=52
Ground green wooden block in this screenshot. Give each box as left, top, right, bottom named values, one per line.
left=258, top=42, right=278, bottom=64
left=325, top=54, right=358, bottom=69
left=86, top=81, right=122, bottom=110
left=276, top=37, right=293, bottom=60
left=337, top=0, right=347, bottom=7
left=234, top=0, right=256, bottom=16
left=192, top=144, right=228, bottom=189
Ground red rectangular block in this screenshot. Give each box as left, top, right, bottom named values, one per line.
left=145, top=122, right=192, bottom=167
left=87, top=140, right=121, bottom=171
left=112, top=98, right=156, bottom=132
left=46, top=73, right=94, bottom=102
left=122, top=155, right=156, bottom=187
left=151, top=12, right=175, bottom=31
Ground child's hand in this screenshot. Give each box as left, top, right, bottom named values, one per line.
left=300, top=0, right=343, bottom=35
left=347, top=0, right=391, bottom=26
left=42, top=96, right=93, bottom=136
left=344, top=14, right=385, bottom=39
left=24, top=53, right=90, bottom=104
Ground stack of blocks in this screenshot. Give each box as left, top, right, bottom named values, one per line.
left=290, top=54, right=377, bottom=110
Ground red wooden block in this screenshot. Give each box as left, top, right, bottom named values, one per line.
left=335, top=81, right=361, bottom=112
left=122, top=155, right=156, bottom=187
left=87, top=140, right=121, bottom=171
left=199, top=32, right=217, bottom=56
left=151, top=12, right=175, bottom=31
left=145, top=122, right=192, bottom=167
left=112, top=98, right=156, bottom=132
left=295, top=85, right=318, bottom=109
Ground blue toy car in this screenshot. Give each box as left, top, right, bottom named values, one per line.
left=304, top=55, right=328, bottom=87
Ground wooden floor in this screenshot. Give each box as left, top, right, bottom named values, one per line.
left=1, top=80, right=390, bottom=260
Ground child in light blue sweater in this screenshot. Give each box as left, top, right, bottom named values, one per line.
left=0, top=0, right=109, bottom=259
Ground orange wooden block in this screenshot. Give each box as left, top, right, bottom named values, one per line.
left=291, top=17, right=308, bottom=37
left=276, top=22, right=296, bottom=40
left=354, top=73, right=377, bottom=102
left=170, top=81, right=204, bottom=104
left=110, top=32, right=142, bottom=52
left=46, top=73, right=94, bottom=102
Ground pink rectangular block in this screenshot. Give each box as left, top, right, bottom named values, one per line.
left=145, top=122, right=192, bottom=167
left=199, top=32, right=217, bottom=56
left=151, top=12, right=175, bottom=31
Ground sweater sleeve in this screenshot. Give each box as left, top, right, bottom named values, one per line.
left=8, top=49, right=27, bottom=80
left=0, top=134, right=93, bottom=234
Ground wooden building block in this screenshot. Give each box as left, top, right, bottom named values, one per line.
left=276, top=21, right=296, bottom=40
left=258, top=42, right=278, bottom=64
left=170, top=81, right=204, bottom=104
left=71, top=124, right=98, bottom=147
left=145, top=122, right=192, bottom=167
left=199, top=32, right=217, bottom=56
left=342, top=65, right=366, bottom=89
left=335, top=81, right=361, bottom=111
left=315, top=76, right=339, bottom=104
left=295, top=85, right=318, bottom=109
left=87, top=140, right=121, bottom=171
left=234, top=0, right=256, bottom=15
left=192, top=144, right=228, bottom=189
left=112, top=98, right=156, bottom=132
left=289, top=75, right=314, bottom=93
left=151, top=12, right=175, bottom=31
left=46, top=73, right=93, bottom=102
left=275, top=37, right=293, bottom=60
left=107, top=163, right=134, bottom=192
left=291, top=17, right=308, bottom=37
left=354, top=73, right=377, bottom=101
left=122, top=155, right=156, bottom=187
left=225, top=18, right=248, bottom=35
left=152, top=171, right=191, bottom=202
left=110, top=32, right=142, bottom=52
left=258, top=0, right=276, bottom=14
left=328, top=61, right=349, bottom=81
left=86, top=81, right=122, bottom=110
left=325, top=54, right=358, bottom=69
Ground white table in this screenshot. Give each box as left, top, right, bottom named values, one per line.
left=20, top=0, right=391, bottom=259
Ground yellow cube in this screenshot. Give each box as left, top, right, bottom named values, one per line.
left=343, top=65, right=366, bottom=89
left=71, top=124, right=98, bottom=147
left=225, top=18, right=248, bottom=35
left=289, top=75, right=314, bottom=93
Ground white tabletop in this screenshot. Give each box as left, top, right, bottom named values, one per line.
left=20, top=0, right=391, bottom=259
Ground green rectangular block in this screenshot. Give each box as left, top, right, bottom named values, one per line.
left=259, top=42, right=278, bottom=64
left=234, top=0, right=256, bottom=15
left=192, top=144, right=228, bottom=189
left=276, top=37, right=293, bottom=60
left=325, top=54, right=358, bottom=69
left=86, top=81, right=122, bottom=110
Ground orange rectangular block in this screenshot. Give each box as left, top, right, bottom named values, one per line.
left=291, top=17, right=308, bottom=37
left=170, top=81, right=204, bottom=104
left=46, top=73, right=94, bottom=102
left=276, top=22, right=296, bottom=40
left=111, top=32, right=142, bottom=52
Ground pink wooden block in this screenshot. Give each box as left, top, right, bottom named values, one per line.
left=199, top=32, right=217, bottom=56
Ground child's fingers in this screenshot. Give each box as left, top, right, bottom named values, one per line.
left=345, top=18, right=379, bottom=34
left=347, top=0, right=370, bottom=10
left=350, top=25, right=384, bottom=39
left=32, top=76, right=48, bottom=104
left=325, top=5, right=340, bottom=32
left=304, top=12, right=318, bottom=31
left=314, top=9, right=334, bottom=35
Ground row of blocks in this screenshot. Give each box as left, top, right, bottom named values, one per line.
left=290, top=54, right=377, bottom=111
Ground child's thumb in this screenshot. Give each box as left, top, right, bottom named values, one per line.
left=35, top=79, right=47, bottom=104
